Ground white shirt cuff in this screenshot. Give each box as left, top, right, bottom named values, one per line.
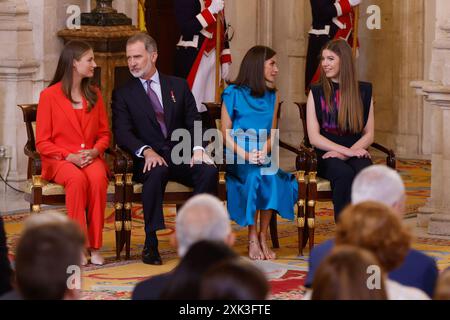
left=193, top=146, right=205, bottom=152
left=136, top=145, right=151, bottom=158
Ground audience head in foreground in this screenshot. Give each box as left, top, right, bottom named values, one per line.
left=175, top=194, right=235, bottom=257
left=15, top=216, right=85, bottom=300
left=336, top=201, right=411, bottom=273
left=161, top=240, right=239, bottom=300
left=435, top=268, right=450, bottom=300
left=352, top=165, right=406, bottom=215
left=334, top=201, right=429, bottom=300
left=200, top=258, right=269, bottom=300
left=312, top=245, right=388, bottom=300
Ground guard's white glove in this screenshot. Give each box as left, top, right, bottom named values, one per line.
left=209, top=0, right=224, bottom=15
left=349, top=0, right=362, bottom=6
left=221, top=62, right=231, bottom=81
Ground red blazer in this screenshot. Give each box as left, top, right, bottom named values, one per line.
left=36, top=82, right=111, bottom=181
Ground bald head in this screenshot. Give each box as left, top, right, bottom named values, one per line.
left=351, top=165, right=406, bottom=215
left=176, top=195, right=232, bottom=257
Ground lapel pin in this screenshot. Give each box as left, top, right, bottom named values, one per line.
left=170, top=90, right=177, bottom=103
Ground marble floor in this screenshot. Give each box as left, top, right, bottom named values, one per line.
left=0, top=181, right=62, bottom=216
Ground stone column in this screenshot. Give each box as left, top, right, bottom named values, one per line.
left=359, top=0, right=424, bottom=157
left=272, top=0, right=307, bottom=145
left=411, top=0, right=450, bottom=236
left=0, top=0, right=39, bottom=182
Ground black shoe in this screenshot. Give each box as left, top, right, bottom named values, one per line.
left=142, top=246, right=162, bottom=265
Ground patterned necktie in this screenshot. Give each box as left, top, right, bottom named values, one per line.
left=146, top=80, right=167, bottom=138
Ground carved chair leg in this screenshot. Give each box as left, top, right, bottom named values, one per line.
left=296, top=171, right=307, bottom=256
left=124, top=202, right=132, bottom=260
left=307, top=206, right=316, bottom=253
left=269, top=213, right=280, bottom=249
left=114, top=202, right=124, bottom=260
left=297, top=203, right=305, bottom=256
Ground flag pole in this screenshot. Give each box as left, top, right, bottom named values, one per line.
left=353, top=5, right=360, bottom=57
left=215, top=11, right=222, bottom=103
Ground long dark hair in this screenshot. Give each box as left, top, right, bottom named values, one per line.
left=231, top=45, right=277, bottom=97
left=319, top=39, right=363, bottom=133
left=49, top=40, right=98, bottom=112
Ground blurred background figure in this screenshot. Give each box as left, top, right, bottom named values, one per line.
left=200, top=258, right=269, bottom=300
left=311, top=245, right=388, bottom=300
left=132, top=194, right=235, bottom=300
left=306, top=165, right=438, bottom=297
left=434, top=268, right=450, bottom=300
left=160, top=240, right=239, bottom=300
left=334, top=202, right=429, bottom=300
left=0, top=216, right=12, bottom=296
left=305, top=0, right=361, bottom=92
left=174, top=0, right=232, bottom=115
left=4, top=217, right=85, bottom=300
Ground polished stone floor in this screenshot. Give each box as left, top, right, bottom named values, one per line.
left=0, top=186, right=29, bottom=215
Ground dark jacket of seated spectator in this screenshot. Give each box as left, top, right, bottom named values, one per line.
left=132, top=195, right=236, bottom=300
left=305, top=239, right=438, bottom=297
left=0, top=216, right=12, bottom=296
left=133, top=240, right=238, bottom=300
left=199, top=258, right=269, bottom=300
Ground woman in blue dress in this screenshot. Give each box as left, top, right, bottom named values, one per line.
left=221, top=46, right=298, bottom=260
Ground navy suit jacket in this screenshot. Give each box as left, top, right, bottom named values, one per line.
left=305, top=239, right=439, bottom=298
left=0, top=217, right=12, bottom=296
left=132, top=272, right=173, bottom=300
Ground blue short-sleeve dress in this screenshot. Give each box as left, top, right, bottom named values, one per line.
left=222, top=84, right=298, bottom=227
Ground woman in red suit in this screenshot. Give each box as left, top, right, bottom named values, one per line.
left=36, top=41, right=110, bottom=265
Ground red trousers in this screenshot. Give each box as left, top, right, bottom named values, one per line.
left=54, top=159, right=108, bottom=249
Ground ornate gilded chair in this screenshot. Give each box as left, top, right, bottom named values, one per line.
left=18, top=103, right=128, bottom=260
left=204, top=102, right=309, bottom=256
left=118, top=102, right=304, bottom=259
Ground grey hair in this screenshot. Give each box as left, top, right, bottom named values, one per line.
left=351, top=165, right=405, bottom=207
left=176, top=194, right=231, bottom=257
left=126, top=32, right=158, bottom=53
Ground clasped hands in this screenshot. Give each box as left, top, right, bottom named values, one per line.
left=66, top=148, right=99, bottom=168
left=248, top=149, right=267, bottom=166
left=142, top=148, right=215, bottom=173
left=322, top=147, right=370, bottom=161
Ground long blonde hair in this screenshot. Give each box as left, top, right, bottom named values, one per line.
left=319, top=40, right=363, bottom=134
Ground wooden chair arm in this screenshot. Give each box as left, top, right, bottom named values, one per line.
left=25, top=143, right=42, bottom=176
left=105, top=147, right=127, bottom=175
left=116, top=148, right=135, bottom=176
left=370, top=142, right=396, bottom=169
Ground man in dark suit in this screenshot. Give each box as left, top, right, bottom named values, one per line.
left=112, top=33, right=218, bottom=265
left=305, top=165, right=439, bottom=297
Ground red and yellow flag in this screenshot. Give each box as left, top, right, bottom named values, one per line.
left=138, top=0, right=146, bottom=32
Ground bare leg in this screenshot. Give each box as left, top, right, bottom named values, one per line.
left=248, top=211, right=264, bottom=260
left=259, top=210, right=277, bottom=260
